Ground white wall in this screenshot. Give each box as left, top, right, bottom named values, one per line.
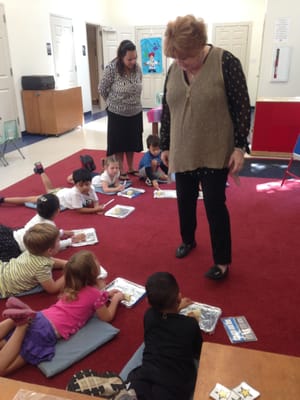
left=257, top=0, right=300, bottom=98
left=2, top=0, right=110, bottom=130
left=107, top=0, right=266, bottom=106
left=1, top=0, right=272, bottom=131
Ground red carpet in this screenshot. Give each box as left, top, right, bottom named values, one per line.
left=1, top=149, right=300, bottom=389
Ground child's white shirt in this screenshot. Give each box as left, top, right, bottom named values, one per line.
left=57, top=186, right=98, bottom=209
left=92, top=170, right=119, bottom=188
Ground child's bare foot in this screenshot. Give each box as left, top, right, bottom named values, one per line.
left=160, top=174, right=169, bottom=181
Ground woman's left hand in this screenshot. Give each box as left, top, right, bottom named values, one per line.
left=228, top=149, right=245, bottom=185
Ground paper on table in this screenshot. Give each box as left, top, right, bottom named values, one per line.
left=13, top=389, right=69, bottom=400
left=232, top=381, right=260, bottom=399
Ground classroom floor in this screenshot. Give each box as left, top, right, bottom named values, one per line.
left=0, top=113, right=153, bottom=191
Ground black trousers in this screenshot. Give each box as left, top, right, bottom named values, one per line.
left=175, top=167, right=231, bottom=265
left=0, top=225, right=22, bottom=262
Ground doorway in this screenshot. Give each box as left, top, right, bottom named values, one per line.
left=86, top=24, right=102, bottom=114
left=135, top=26, right=167, bottom=108
left=86, top=24, right=135, bottom=113
left=50, top=15, right=77, bottom=88
left=0, top=3, right=19, bottom=133
left=87, top=24, right=171, bottom=111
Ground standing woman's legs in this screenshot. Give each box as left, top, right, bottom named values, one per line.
left=126, top=152, right=134, bottom=172
left=175, top=171, right=199, bottom=245
left=106, top=110, right=127, bottom=176
left=115, top=152, right=125, bottom=175
left=200, top=168, right=231, bottom=266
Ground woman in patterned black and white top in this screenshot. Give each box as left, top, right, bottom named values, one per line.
left=99, top=40, right=143, bottom=180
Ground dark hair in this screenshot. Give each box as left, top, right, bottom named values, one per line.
left=116, top=40, right=137, bottom=75
left=80, top=155, right=96, bottom=172
left=72, top=168, right=92, bottom=184
left=37, top=193, right=60, bottom=219
left=146, top=134, right=160, bottom=149
left=146, top=272, right=179, bottom=312
left=23, top=223, right=59, bottom=255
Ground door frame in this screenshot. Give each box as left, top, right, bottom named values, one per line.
left=0, top=3, right=19, bottom=134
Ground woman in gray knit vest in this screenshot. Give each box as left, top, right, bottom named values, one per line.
left=99, top=40, right=143, bottom=180
left=160, top=15, right=251, bottom=280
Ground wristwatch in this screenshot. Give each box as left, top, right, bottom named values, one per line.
left=234, top=147, right=246, bottom=155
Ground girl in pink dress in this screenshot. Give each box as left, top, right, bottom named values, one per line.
left=0, top=250, right=124, bottom=376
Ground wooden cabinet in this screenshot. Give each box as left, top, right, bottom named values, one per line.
left=22, top=87, right=83, bottom=135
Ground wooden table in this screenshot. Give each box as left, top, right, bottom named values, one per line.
left=193, top=342, right=300, bottom=399
left=0, top=377, right=106, bottom=400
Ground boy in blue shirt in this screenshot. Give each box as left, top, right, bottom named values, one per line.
left=138, top=135, right=168, bottom=190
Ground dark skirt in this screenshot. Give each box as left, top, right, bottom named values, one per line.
left=106, top=110, right=143, bottom=156
left=0, top=225, right=22, bottom=262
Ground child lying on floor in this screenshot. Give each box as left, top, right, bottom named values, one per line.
left=92, top=156, right=131, bottom=195
left=0, top=223, right=67, bottom=298
left=0, top=250, right=124, bottom=376
left=0, top=163, right=105, bottom=214
left=127, top=272, right=202, bottom=400
left=0, top=193, right=86, bottom=262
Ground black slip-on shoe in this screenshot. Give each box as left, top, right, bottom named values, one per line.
left=205, top=264, right=229, bottom=280
left=176, top=241, right=196, bottom=258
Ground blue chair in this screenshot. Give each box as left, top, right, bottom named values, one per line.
left=281, top=134, right=300, bottom=186
left=0, top=119, right=25, bottom=166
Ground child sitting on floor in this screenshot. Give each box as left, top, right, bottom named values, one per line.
left=127, top=272, right=202, bottom=400
left=92, top=156, right=131, bottom=195
left=0, top=250, right=124, bottom=376
left=0, top=193, right=86, bottom=262
left=0, top=223, right=67, bottom=298
left=138, top=135, right=168, bottom=190
left=0, top=163, right=105, bottom=214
